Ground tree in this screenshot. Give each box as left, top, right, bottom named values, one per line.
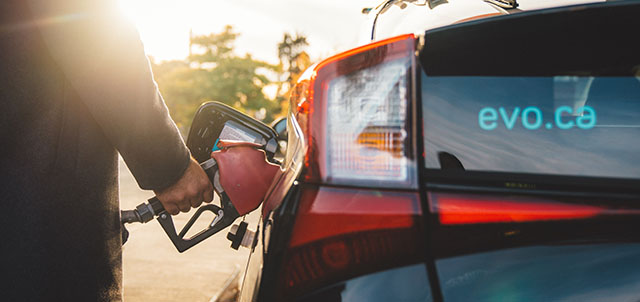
left=188, top=25, right=238, bottom=64
left=277, top=32, right=309, bottom=84
left=151, top=25, right=279, bottom=133
left=275, top=32, right=311, bottom=117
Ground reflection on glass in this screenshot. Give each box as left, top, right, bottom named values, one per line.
left=437, top=244, right=640, bottom=302
left=342, top=264, right=433, bottom=302
left=422, top=75, right=640, bottom=179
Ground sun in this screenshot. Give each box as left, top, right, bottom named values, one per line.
left=117, top=0, right=149, bottom=24
left=117, top=0, right=138, bottom=23
left=116, top=0, right=191, bottom=61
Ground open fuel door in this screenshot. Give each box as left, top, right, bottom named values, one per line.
left=187, top=102, right=278, bottom=163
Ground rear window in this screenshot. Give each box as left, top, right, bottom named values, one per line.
left=437, top=243, right=640, bottom=302
left=422, top=74, right=640, bottom=179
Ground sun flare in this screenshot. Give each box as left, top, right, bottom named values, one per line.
left=117, top=0, right=192, bottom=61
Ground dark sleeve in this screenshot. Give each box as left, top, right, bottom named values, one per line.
left=27, top=0, right=190, bottom=190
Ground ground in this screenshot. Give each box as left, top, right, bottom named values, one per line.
left=119, top=157, right=259, bottom=302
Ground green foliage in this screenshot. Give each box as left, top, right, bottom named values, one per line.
left=277, top=32, right=309, bottom=84
left=151, top=25, right=279, bottom=133
left=274, top=32, right=311, bottom=116
left=188, top=25, right=238, bottom=63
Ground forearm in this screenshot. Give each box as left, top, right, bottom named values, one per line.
left=28, top=0, right=189, bottom=189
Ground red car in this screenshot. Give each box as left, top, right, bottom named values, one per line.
left=190, top=1, right=640, bottom=301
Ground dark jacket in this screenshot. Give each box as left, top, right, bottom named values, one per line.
left=1, top=1, right=190, bottom=300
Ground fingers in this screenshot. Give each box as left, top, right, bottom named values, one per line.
left=178, top=201, right=191, bottom=213
left=162, top=197, right=199, bottom=215
left=188, top=173, right=211, bottom=208
left=171, top=191, right=205, bottom=214
left=152, top=157, right=214, bottom=216
left=190, top=196, right=203, bottom=208
left=178, top=187, right=204, bottom=213
left=164, top=204, right=180, bottom=216
left=203, top=184, right=214, bottom=204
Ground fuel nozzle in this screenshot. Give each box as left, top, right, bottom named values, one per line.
left=121, top=200, right=164, bottom=244
left=121, top=201, right=163, bottom=224
left=227, top=221, right=256, bottom=250
left=120, top=142, right=278, bottom=252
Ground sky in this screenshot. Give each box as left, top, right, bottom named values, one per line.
left=118, top=0, right=377, bottom=65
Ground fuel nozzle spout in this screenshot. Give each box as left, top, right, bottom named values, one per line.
left=121, top=209, right=142, bottom=224
left=121, top=203, right=159, bottom=244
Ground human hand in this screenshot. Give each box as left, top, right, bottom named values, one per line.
left=153, top=157, right=214, bottom=215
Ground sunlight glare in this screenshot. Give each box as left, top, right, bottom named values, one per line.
left=117, top=0, right=143, bottom=23
left=115, top=0, right=374, bottom=64
left=117, top=0, right=192, bottom=61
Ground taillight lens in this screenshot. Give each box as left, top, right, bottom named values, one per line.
left=292, top=34, right=417, bottom=188
left=276, top=35, right=421, bottom=300
left=278, top=186, right=423, bottom=299
left=326, top=59, right=411, bottom=184
left=430, top=192, right=640, bottom=225
left=428, top=192, right=640, bottom=258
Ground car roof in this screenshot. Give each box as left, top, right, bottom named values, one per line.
left=364, top=0, right=605, bottom=42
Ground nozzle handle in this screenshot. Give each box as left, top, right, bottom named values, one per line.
left=121, top=158, right=239, bottom=251
left=152, top=193, right=239, bottom=252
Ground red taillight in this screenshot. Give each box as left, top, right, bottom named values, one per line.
left=431, top=192, right=608, bottom=225
left=278, top=186, right=423, bottom=299
left=289, top=187, right=421, bottom=247
left=277, top=35, right=421, bottom=299
left=432, top=192, right=640, bottom=225
left=290, top=34, right=417, bottom=189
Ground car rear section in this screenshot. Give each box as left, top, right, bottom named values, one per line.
left=238, top=2, right=640, bottom=301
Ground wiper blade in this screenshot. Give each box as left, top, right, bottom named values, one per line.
left=485, top=0, right=518, bottom=9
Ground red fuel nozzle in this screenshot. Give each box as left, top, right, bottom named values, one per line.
left=211, top=140, right=281, bottom=216
left=121, top=140, right=280, bottom=252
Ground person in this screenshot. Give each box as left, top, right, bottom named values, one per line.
left=0, top=0, right=212, bottom=300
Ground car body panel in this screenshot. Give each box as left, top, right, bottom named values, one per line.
left=235, top=1, right=640, bottom=301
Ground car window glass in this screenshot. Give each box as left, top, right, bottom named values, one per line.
left=437, top=244, right=640, bottom=302
left=422, top=74, right=640, bottom=179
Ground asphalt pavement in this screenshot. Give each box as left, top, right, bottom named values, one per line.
left=119, top=157, right=259, bottom=302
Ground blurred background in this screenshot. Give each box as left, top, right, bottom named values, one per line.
left=118, top=0, right=374, bottom=131
left=117, top=0, right=374, bottom=301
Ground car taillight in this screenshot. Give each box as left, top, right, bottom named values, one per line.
left=292, top=34, right=417, bottom=189
left=430, top=192, right=640, bottom=225
left=428, top=192, right=640, bottom=258
left=277, top=186, right=423, bottom=300
left=275, top=35, right=421, bottom=300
